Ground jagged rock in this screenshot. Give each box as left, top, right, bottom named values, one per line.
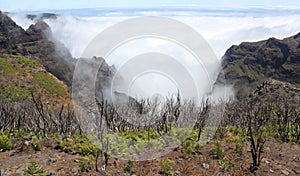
left=216, top=33, right=300, bottom=100
left=0, top=13, right=74, bottom=87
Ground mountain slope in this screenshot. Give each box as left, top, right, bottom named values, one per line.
left=218, top=33, right=300, bottom=99
left=0, top=54, right=70, bottom=103
left=0, top=12, right=74, bottom=87
left=0, top=12, right=117, bottom=99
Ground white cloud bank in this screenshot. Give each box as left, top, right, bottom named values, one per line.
left=8, top=7, right=300, bottom=100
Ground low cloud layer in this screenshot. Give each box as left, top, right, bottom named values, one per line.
left=8, top=7, right=300, bottom=101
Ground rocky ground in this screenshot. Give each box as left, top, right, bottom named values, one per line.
left=0, top=137, right=299, bottom=176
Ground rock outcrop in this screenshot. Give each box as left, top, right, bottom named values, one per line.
left=248, top=79, right=300, bottom=106
left=218, top=33, right=300, bottom=100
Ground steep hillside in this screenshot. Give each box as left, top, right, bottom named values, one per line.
left=0, top=54, right=70, bottom=104
left=218, top=33, right=300, bottom=100
left=0, top=12, right=74, bottom=87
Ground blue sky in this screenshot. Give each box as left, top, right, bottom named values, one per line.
left=1, top=0, right=300, bottom=12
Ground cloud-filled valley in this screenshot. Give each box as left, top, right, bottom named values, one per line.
left=8, top=7, right=300, bottom=100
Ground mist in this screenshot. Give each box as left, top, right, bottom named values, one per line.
left=8, top=7, right=300, bottom=101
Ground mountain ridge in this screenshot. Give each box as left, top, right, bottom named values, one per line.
left=217, top=32, right=300, bottom=100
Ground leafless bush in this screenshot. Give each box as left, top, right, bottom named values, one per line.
left=0, top=93, right=80, bottom=135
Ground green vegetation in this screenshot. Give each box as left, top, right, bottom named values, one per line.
left=210, top=141, right=225, bottom=159
left=4, top=54, right=39, bottom=68
left=31, top=140, right=41, bottom=151
left=0, top=131, right=12, bottom=151
left=0, top=86, right=31, bottom=102
left=24, top=161, right=46, bottom=176
left=123, top=160, right=134, bottom=173
left=225, top=135, right=244, bottom=155
left=181, top=130, right=201, bottom=156
left=220, top=158, right=235, bottom=171
left=242, top=65, right=255, bottom=79
left=108, top=127, right=192, bottom=159
left=79, top=156, right=93, bottom=172
left=33, top=72, right=67, bottom=98
left=0, top=54, right=68, bottom=102
left=160, top=159, right=175, bottom=176
left=57, top=135, right=100, bottom=157
left=118, top=128, right=161, bottom=142
left=0, top=57, right=18, bottom=75
left=226, top=60, right=244, bottom=76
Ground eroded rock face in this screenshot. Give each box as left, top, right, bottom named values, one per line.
left=0, top=12, right=74, bottom=87
left=218, top=33, right=300, bottom=100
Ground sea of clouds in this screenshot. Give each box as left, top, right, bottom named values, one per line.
left=8, top=7, right=300, bottom=101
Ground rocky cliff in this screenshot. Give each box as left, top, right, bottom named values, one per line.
left=218, top=33, right=300, bottom=100
left=0, top=12, right=74, bottom=87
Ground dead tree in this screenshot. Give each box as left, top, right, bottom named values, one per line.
left=247, top=102, right=271, bottom=173
left=197, top=98, right=209, bottom=141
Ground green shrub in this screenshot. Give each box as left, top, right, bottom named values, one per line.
left=227, top=126, right=243, bottom=135
left=24, top=161, right=46, bottom=176
left=73, top=135, right=100, bottom=156
left=160, top=159, right=175, bottom=176
left=225, top=134, right=245, bottom=155
left=0, top=131, right=12, bottom=151
left=235, top=142, right=244, bottom=155
left=79, top=156, right=93, bottom=172
left=32, top=140, right=41, bottom=151
left=49, top=132, right=59, bottom=138
left=216, top=127, right=227, bottom=139
left=181, top=138, right=198, bottom=156
left=118, top=128, right=161, bottom=142
left=13, top=128, right=30, bottom=138
left=225, top=136, right=242, bottom=143
left=210, top=142, right=225, bottom=159
left=57, top=135, right=101, bottom=157
left=58, top=140, right=73, bottom=153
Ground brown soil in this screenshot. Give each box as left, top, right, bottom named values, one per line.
left=1, top=138, right=299, bottom=176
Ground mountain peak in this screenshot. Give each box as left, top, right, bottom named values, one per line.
left=28, top=20, right=51, bottom=34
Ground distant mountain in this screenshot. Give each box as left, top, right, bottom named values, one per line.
left=26, top=13, right=58, bottom=21
left=217, top=33, right=300, bottom=100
